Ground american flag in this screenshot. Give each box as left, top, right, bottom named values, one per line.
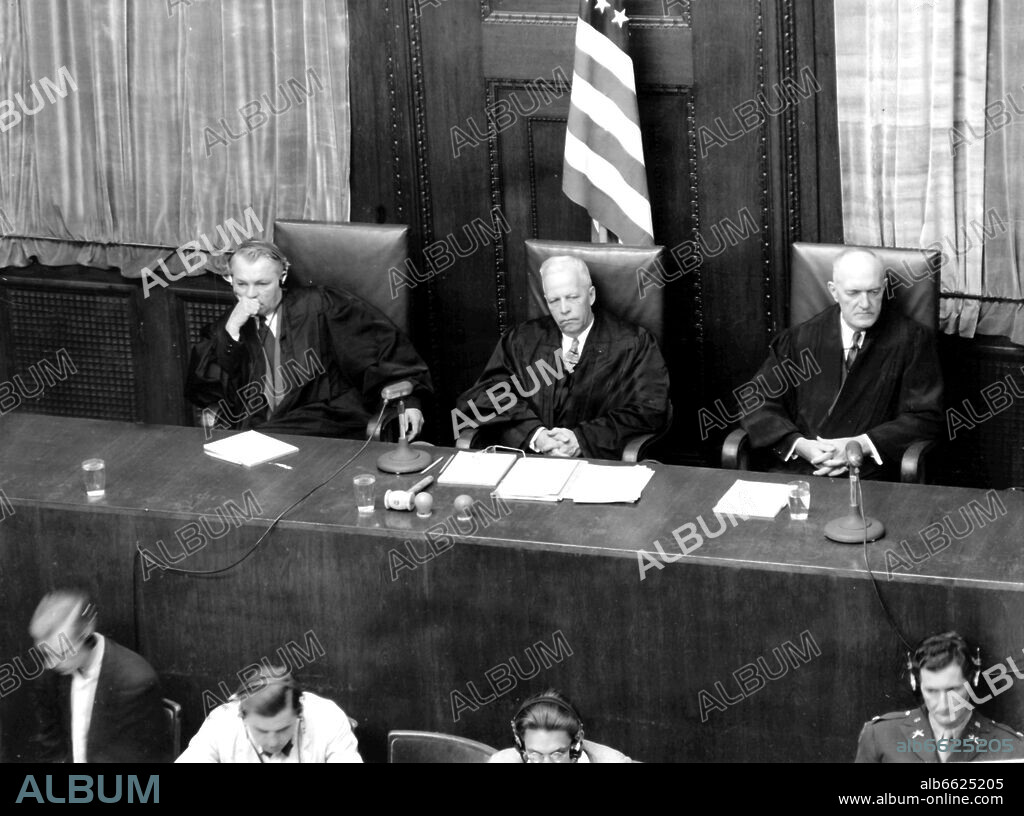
left=562, top=0, right=654, bottom=245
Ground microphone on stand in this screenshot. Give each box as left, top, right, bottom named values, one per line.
left=824, top=440, right=886, bottom=543
left=375, top=380, right=432, bottom=474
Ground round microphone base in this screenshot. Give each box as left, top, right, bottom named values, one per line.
left=824, top=513, right=886, bottom=544
left=377, top=443, right=432, bottom=475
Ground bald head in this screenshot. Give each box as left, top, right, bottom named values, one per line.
left=540, top=256, right=595, bottom=338
left=828, top=249, right=885, bottom=330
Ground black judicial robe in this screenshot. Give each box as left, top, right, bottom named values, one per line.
left=186, top=285, right=432, bottom=438
left=740, top=303, right=942, bottom=477
left=455, top=310, right=670, bottom=461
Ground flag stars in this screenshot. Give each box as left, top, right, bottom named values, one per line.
left=612, top=8, right=630, bottom=27
left=594, top=0, right=611, bottom=12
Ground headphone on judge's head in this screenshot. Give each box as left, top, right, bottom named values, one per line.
left=906, top=631, right=982, bottom=695
left=227, top=239, right=291, bottom=283
left=510, top=691, right=585, bottom=761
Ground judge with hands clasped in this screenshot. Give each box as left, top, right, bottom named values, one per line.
left=740, top=248, right=942, bottom=480
left=455, top=255, right=670, bottom=461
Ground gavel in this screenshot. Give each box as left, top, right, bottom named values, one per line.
left=384, top=475, right=435, bottom=511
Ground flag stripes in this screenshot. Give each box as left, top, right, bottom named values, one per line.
left=562, top=2, right=653, bottom=245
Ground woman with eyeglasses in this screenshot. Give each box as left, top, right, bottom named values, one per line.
left=489, top=689, right=632, bottom=763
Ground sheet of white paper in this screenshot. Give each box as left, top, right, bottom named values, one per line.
left=203, top=430, right=299, bottom=468
left=493, top=458, right=581, bottom=501
left=712, top=479, right=790, bottom=520
left=436, top=451, right=519, bottom=487
left=563, top=463, right=655, bottom=504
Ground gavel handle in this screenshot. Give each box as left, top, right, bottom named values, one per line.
left=408, top=475, right=435, bottom=494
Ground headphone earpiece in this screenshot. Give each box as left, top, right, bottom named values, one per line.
left=510, top=692, right=585, bottom=761
left=907, top=634, right=982, bottom=696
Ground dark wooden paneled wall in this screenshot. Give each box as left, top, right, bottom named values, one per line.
left=5, top=1, right=1024, bottom=487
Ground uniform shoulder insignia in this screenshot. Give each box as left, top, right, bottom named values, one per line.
left=871, top=710, right=910, bottom=723
left=987, top=719, right=1024, bottom=740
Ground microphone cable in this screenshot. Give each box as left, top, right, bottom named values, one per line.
left=856, top=470, right=913, bottom=652
left=132, top=402, right=387, bottom=579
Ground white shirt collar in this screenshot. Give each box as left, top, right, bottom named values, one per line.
left=562, top=315, right=595, bottom=358
left=839, top=316, right=864, bottom=351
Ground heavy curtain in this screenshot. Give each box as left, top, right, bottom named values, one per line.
left=0, top=0, right=350, bottom=278
left=836, top=0, right=1024, bottom=343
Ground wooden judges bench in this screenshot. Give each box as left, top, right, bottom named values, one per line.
left=1, top=413, right=1022, bottom=763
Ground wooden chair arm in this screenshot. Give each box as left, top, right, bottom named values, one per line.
left=900, top=439, right=936, bottom=484
left=722, top=428, right=750, bottom=470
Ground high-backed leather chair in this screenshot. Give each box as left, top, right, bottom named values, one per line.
left=457, top=238, right=672, bottom=462
left=722, top=242, right=942, bottom=483
left=273, top=220, right=418, bottom=440
left=273, top=220, right=410, bottom=332
left=387, top=730, right=496, bottom=763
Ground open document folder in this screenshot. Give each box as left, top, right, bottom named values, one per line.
left=712, top=479, right=790, bottom=519
left=493, top=458, right=655, bottom=503
left=203, top=430, right=299, bottom=468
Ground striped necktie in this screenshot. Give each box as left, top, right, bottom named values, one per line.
left=565, top=338, right=580, bottom=373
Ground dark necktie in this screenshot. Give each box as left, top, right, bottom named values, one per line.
left=258, top=316, right=283, bottom=413
left=845, top=331, right=861, bottom=373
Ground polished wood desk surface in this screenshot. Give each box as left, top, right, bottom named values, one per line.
left=1, top=412, right=1022, bottom=589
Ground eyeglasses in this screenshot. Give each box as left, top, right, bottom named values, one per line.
left=524, top=748, right=571, bottom=763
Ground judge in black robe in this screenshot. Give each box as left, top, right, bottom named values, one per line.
left=186, top=243, right=432, bottom=439
left=740, top=296, right=943, bottom=480
left=454, top=257, right=670, bottom=461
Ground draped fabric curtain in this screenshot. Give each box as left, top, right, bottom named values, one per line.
left=0, top=0, right=350, bottom=279
left=836, top=0, right=1024, bottom=343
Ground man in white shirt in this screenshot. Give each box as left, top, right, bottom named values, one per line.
left=740, top=248, right=942, bottom=479
left=29, top=590, right=168, bottom=763
left=176, top=666, right=361, bottom=763
left=454, top=255, right=670, bottom=460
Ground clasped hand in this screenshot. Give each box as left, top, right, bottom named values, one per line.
left=533, top=427, right=581, bottom=458
left=794, top=435, right=863, bottom=477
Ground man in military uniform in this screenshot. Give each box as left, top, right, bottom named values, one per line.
left=856, top=631, right=1024, bottom=763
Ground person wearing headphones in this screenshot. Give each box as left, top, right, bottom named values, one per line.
left=489, top=689, right=632, bottom=763
left=176, top=664, right=361, bottom=763
left=186, top=239, right=432, bottom=439
left=855, top=631, right=1024, bottom=763
left=28, top=589, right=168, bottom=763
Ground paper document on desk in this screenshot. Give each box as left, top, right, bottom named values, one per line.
left=203, top=430, right=299, bottom=468
left=437, top=451, right=519, bottom=487
left=493, top=458, right=581, bottom=501
left=713, top=479, right=789, bottom=519
left=563, top=463, right=655, bottom=504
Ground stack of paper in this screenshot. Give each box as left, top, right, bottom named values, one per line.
left=437, top=451, right=519, bottom=487
left=203, top=430, right=299, bottom=468
left=712, top=479, right=790, bottom=520
left=563, top=463, right=655, bottom=504
left=493, top=458, right=581, bottom=501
